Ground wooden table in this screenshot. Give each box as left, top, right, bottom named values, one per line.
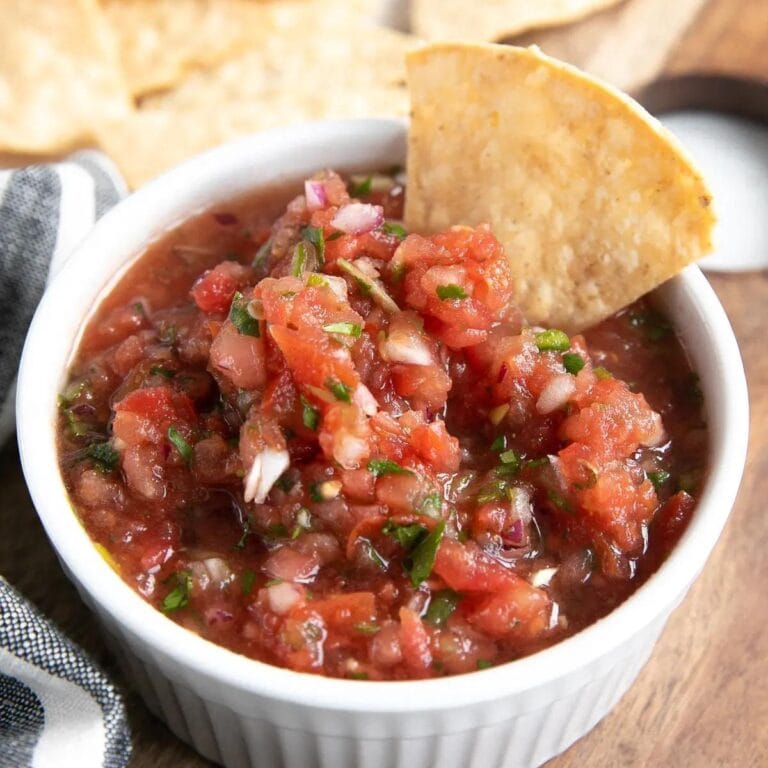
left=2, top=0, right=766, bottom=765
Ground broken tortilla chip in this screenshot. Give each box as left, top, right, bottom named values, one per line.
left=102, top=0, right=384, bottom=97
left=411, top=0, right=622, bottom=42
left=0, top=0, right=131, bottom=153
left=97, top=15, right=415, bottom=187
left=405, top=43, right=714, bottom=331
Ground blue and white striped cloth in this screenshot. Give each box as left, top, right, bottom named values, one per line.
left=0, top=154, right=131, bottom=768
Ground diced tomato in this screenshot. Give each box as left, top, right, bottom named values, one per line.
left=209, top=321, right=266, bottom=390
left=312, top=592, right=377, bottom=631
left=191, top=261, right=252, bottom=314
left=465, top=579, right=551, bottom=640
left=433, top=540, right=516, bottom=593
left=318, top=403, right=371, bottom=469
left=398, top=607, right=433, bottom=678
left=560, top=378, right=665, bottom=461
left=113, top=386, right=196, bottom=445
left=269, top=325, right=359, bottom=392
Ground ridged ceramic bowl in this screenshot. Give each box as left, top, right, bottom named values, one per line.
left=17, top=119, right=749, bottom=768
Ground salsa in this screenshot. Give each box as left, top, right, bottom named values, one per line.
left=57, top=170, right=707, bottom=680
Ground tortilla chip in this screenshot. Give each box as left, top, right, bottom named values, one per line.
left=98, top=16, right=415, bottom=187
left=0, top=0, right=131, bottom=153
left=405, top=43, right=714, bottom=331
left=411, top=0, right=622, bottom=42
left=102, top=0, right=383, bottom=97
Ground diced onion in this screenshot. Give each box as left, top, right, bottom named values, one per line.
left=643, top=412, right=667, bottom=448
left=267, top=581, right=301, bottom=614
left=530, top=567, right=558, bottom=588
left=354, top=384, right=379, bottom=416
left=202, top=557, right=232, bottom=585
left=243, top=448, right=290, bottom=503
left=536, top=374, right=576, bottom=415
left=304, top=180, right=327, bottom=211
left=321, top=275, right=348, bottom=301
left=508, top=486, right=533, bottom=525
left=338, top=258, right=400, bottom=313
left=380, top=330, right=432, bottom=366
left=331, top=203, right=384, bottom=235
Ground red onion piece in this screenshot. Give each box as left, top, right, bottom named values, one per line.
left=304, top=180, right=327, bottom=211
left=331, top=203, right=384, bottom=235
left=213, top=212, right=238, bottom=226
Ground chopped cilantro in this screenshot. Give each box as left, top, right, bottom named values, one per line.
left=306, top=273, right=327, bottom=288
left=85, top=441, right=119, bottom=472
left=348, top=671, right=369, bottom=680
left=240, top=569, right=256, bottom=596
left=291, top=241, right=310, bottom=277
left=562, top=352, right=585, bottom=375
left=234, top=515, right=252, bottom=549
left=383, top=521, right=428, bottom=551
left=490, top=435, right=507, bottom=452
left=594, top=366, right=613, bottom=380
left=425, top=589, right=460, bottom=626
left=390, top=263, right=405, bottom=283
left=265, top=578, right=283, bottom=587
left=162, top=571, right=192, bottom=613
left=436, top=284, right=467, bottom=300
left=500, top=449, right=519, bottom=466
left=547, top=489, right=572, bottom=512
left=476, top=659, right=493, bottom=670
left=498, top=449, right=521, bottom=475
left=647, top=469, right=671, bottom=491
left=167, top=426, right=193, bottom=464
left=323, top=321, right=362, bottom=337
left=367, top=458, right=414, bottom=477
left=275, top=473, right=296, bottom=492
left=535, top=329, right=570, bottom=352
left=524, top=457, right=550, bottom=470
left=382, top=221, right=407, bottom=239
left=477, top=479, right=511, bottom=504
left=354, top=622, right=381, bottom=635
left=301, top=225, right=325, bottom=266
left=252, top=236, right=272, bottom=275
left=354, top=276, right=373, bottom=297
left=159, top=324, right=177, bottom=345
left=267, top=523, right=288, bottom=539
left=301, top=396, right=320, bottom=431
left=420, top=492, right=442, bottom=517
left=149, top=365, right=175, bottom=379
left=349, top=176, right=372, bottom=197
left=405, top=520, right=445, bottom=587
left=326, top=378, right=351, bottom=403
left=229, top=291, right=260, bottom=337
left=309, top=482, right=323, bottom=503
left=63, top=409, right=90, bottom=438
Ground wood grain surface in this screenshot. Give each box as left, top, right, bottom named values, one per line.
left=1, top=0, right=766, bottom=766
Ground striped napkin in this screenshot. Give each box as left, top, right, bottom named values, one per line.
left=0, top=155, right=131, bottom=768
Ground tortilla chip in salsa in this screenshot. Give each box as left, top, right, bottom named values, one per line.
left=405, top=43, right=715, bottom=331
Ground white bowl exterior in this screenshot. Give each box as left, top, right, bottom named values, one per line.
left=17, top=119, right=749, bottom=768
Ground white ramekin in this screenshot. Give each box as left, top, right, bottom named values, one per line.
left=17, top=119, right=749, bottom=768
